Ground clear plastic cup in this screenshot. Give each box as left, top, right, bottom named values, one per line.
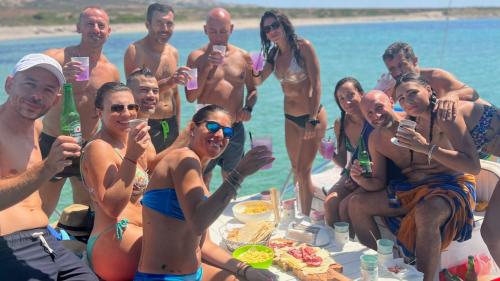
left=128, top=118, right=148, bottom=129
left=320, top=137, right=336, bottom=160
left=186, top=68, right=198, bottom=90
left=251, top=136, right=272, bottom=170
left=213, top=45, right=226, bottom=56
left=377, top=238, right=394, bottom=255
left=360, top=254, right=379, bottom=281
left=397, top=119, right=417, bottom=133
left=250, top=51, right=265, bottom=72
left=71, top=57, right=89, bottom=81
left=333, top=222, right=349, bottom=245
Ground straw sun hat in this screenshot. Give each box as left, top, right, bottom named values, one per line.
left=56, top=204, right=93, bottom=237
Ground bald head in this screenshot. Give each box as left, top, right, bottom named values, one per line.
left=206, top=8, right=231, bottom=24
left=79, top=6, right=109, bottom=24
left=361, top=90, right=395, bottom=128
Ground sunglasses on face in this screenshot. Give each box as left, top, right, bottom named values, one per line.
left=110, top=103, right=139, bottom=113
left=204, top=121, right=234, bottom=139
left=263, top=21, right=280, bottom=34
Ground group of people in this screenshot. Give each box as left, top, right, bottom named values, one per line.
left=0, top=3, right=498, bottom=281
left=323, top=43, right=499, bottom=280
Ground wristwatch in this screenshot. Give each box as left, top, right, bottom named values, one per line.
left=308, top=119, right=320, bottom=126
left=243, top=105, right=253, bottom=113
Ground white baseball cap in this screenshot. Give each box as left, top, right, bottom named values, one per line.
left=12, top=53, right=65, bottom=86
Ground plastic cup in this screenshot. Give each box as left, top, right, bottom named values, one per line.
left=213, top=45, right=226, bottom=56
left=377, top=239, right=394, bottom=255
left=360, top=254, right=379, bottom=281
left=128, top=118, right=148, bottom=129
left=186, top=68, right=198, bottom=90
left=251, top=136, right=272, bottom=170
left=320, top=138, right=336, bottom=160
left=333, top=222, right=349, bottom=245
left=250, top=51, right=265, bottom=72
left=71, top=57, right=89, bottom=81
left=397, top=119, right=417, bottom=133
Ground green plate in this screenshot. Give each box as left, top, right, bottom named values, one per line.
left=232, top=244, right=274, bottom=269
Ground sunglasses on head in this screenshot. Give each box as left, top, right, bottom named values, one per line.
left=110, top=103, right=139, bottom=113
left=203, top=121, right=234, bottom=139
left=263, top=21, right=280, bottom=34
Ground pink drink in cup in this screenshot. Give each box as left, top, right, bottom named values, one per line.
left=251, top=136, right=272, bottom=170
left=186, top=68, right=198, bottom=90
left=320, top=137, right=335, bottom=160
left=71, top=57, right=89, bottom=81
left=250, top=52, right=265, bottom=72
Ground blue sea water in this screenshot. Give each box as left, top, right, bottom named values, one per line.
left=0, top=19, right=499, bottom=215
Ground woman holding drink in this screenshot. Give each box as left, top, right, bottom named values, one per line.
left=255, top=9, right=327, bottom=215
left=136, top=105, right=276, bottom=281
left=80, top=82, right=155, bottom=280
left=322, top=77, right=374, bottom=228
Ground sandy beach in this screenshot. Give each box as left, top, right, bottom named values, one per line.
left=0, top=11, right=477, bottom=42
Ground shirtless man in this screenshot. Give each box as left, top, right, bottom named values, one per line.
left=186, top=7, right=257, bottom=186
left=40, top=6, right=120, bottom=213
left=124, top=3, right=190, bottom=153
left=349, top=90, right=480, bottom=281
left=0, top=53, right=97, bottom=280
left=382, top=41, right=487, bottom=121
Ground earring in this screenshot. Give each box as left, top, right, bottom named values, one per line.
left=190, top=131, right=194, bottom=137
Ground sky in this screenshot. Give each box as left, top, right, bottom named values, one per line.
left=218, top=0, right=500, bottom=8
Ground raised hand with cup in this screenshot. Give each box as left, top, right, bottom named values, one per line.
left=320, top=137, right=336, bottom=160
left=250, top=135, right=273, bottom=170
left=63, top=57, right=89, bottom=82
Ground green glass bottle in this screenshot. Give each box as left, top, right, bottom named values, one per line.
left=357, top=137, right=372, bottom=177
left=60, top=83, right=82, bottom=144
left=465, top=256, right=477, bottom=281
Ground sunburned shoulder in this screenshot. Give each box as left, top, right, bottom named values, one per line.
left=162, top=147, right=199, bottom=164
left=43, top=48, right=65, bottom=64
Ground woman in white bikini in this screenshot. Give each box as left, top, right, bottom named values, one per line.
left=255, top=9, right=327, bottom=215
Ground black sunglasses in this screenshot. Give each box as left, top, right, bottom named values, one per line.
left=203, top=121, right=234, bottom=139
left=110, top=103, right=139, bottom=113
left=263, top=21, right=280, bottom=34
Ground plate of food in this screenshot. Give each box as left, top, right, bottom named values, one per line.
left=382, top=258, right=424, bottom=280
left=268, top=238, right=347, bottom=281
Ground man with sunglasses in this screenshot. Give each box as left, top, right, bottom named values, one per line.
left=0, top=53, right=98, bottom=280
left=186, top=7, right=257, bottom=187
left=125, top=3, right=190, bottom=153
left=39, top=6, right=120, bottom=215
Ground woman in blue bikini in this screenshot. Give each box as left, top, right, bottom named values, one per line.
left=80, top=82, right=154, bottom=280
left=136, top=104, right=276, bottom=281
left=256, top=10, right=328, bottom=216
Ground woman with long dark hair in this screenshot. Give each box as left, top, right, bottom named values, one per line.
left=323, top=77, right=373, bottom=227
left=255, top=10, right=327, bottom=215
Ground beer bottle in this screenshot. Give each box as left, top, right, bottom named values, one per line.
left=465, top=256, right=478, bottom=281
left=60, top=83, right=82, bottom=144
left=357, top=137, right=372, bottom=177
left=59, top=83, right=81, bottom=173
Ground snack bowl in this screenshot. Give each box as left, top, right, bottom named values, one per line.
left=232, top=245, right=274, bottom=269
left=220, top=223, right=273, bottom=252
left=232, top=200, right=273, bottom=223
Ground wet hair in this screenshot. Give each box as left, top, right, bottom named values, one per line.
left=79, top=6, right=106, bottom=24
left=95, top=82, right=132, bottom=110
left=333, top=77, right=365, bottom=149
left=259, top=10, right=303, bottom=67
left=192, top=104, right=231, bottom=125
left=382, top=42, right=416, bottom=63
left=126, top=67, right=155, bottom=86
left=146, top=3, right=174, bottom=23
left=394, top=72, right=437, bottom=164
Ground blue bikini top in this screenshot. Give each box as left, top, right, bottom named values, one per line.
left=141, top=188, right=208, bottom=221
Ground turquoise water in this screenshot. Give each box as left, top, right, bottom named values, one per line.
left=0, top=19, right=499, bottom=215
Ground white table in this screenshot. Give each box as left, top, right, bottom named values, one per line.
left=210, top=198, right=372, bottom=280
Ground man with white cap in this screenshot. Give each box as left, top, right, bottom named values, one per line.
left=0, top=53, right=98, bottom=280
